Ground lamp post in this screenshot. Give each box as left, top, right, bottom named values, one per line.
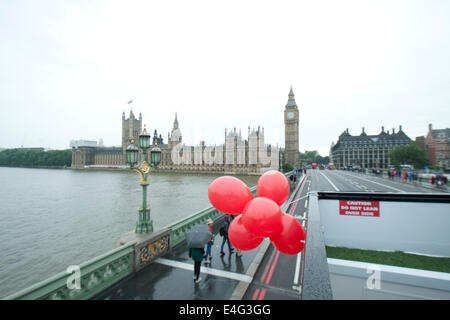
left=126, top=125, right=161, bottom=234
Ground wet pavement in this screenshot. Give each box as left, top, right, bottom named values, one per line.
left=95, top=236, right=261, bottom=300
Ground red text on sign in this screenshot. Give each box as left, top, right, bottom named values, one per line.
left=339, top=200, right=380, bottom=217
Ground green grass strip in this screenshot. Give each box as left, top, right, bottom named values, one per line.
left=326, top=246, right=450, bottom=273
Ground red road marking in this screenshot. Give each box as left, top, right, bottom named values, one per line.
left=259, top=248, right=277, bottom=282
left=252, top=289, right=260, bottom=300
left=258, top=289, right=266, bottom=300
left=264, top=251, right=280, bottom=285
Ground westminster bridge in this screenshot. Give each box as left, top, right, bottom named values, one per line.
left=3, top=170, right=450, bottom=300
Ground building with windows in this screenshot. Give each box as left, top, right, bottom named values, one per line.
left=330, top=126, right=412, bottom=169
left=425, top=124, right=450, bottom=168
left=70, top=139, right=103, bottom=148
left=71, top=88, right=299, bottom=173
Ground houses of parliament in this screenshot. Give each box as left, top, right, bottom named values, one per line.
left=71, top=88, right=301, bottom=174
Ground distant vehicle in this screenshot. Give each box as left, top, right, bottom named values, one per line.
left=327, top=163, right=335, bottom=170
left=311, top=163, right=317, bottom=169
left=400, top=164, right=414, bottom=171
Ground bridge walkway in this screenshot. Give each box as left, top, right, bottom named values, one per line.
left=94, top=174, right=308, bottom=300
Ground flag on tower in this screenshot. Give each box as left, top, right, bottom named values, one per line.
left=128, top=99, right=133, bottom=104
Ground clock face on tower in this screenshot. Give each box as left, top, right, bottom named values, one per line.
left=287, top=111, right=294, bottom=119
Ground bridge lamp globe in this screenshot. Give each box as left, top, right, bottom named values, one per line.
left=139, top=125, right=151, bottom=149
left=150, top=146, right=161, bottom=167
left=126, top=138, right=139, bottom=166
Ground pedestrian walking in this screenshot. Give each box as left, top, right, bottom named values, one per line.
left=412, top=172, right=418, bottom=184
left=407, top=171, right=412, bottom=183
left=401, top=172, right=407, bottom=182
left=189, top=247, right=205, bottom=283
left=186, top=224, right=213, bottom=284
left=220, top=215, right=234, bottom=256
left=204, top=219, right=215, bottom=265
left=289, top=174, right=294, bottom=189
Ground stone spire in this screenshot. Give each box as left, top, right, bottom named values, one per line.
left=169, top=112, right=182, bottom=143
left=289, top=85, right=294, bottom=98
left=173, top=112, right=179, bottom=130
left=286, top=86, right=298, bottom=108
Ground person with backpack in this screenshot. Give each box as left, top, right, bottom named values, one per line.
left=220, top=215, right=234, bottom=256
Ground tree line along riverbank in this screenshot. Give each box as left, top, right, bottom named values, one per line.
left=0, top=149, right=72, bottom=168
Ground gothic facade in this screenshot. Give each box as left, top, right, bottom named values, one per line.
left=71, top=88, right=299, bottom=174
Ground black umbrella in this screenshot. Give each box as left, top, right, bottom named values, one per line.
left=186, top=224, right=213, bottom=249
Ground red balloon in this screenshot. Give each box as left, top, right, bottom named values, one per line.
left=208, top=176, right=254, bottom=215
left=228, top=215, right=264, bottom=251
left=241, top=197, right=283, bottom=238
left=270, top=213, right=306, bottom=255
left=257, top=170, right=290, bottom=206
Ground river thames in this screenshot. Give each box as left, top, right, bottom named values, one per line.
left=0, top=167, right=259, bottom=298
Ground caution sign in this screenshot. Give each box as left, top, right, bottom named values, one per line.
left=339, top=200, right=380, bottom=217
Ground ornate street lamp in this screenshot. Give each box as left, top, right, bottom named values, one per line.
left=139, top=125, right=151, bottom=149
left=150, top=139, right=161, bottom=166
left=126, top=125, right=161, bottom=234
left=126, top=138, right=139, bottom=166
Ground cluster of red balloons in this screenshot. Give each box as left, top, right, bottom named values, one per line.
left=208, top=170, right=306, bottom=255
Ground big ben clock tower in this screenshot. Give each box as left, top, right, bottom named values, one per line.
left=284, top=86, right=300, bottom=167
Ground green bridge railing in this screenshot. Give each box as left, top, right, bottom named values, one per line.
left=3, top=171, right=293, bottom=300
left=4, top=243, right=134, bottom=300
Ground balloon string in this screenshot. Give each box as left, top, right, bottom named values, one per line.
left=285, top=194, right=309, bottom=206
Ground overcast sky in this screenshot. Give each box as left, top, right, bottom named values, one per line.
left=1, top=0, right=449, bottom=156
